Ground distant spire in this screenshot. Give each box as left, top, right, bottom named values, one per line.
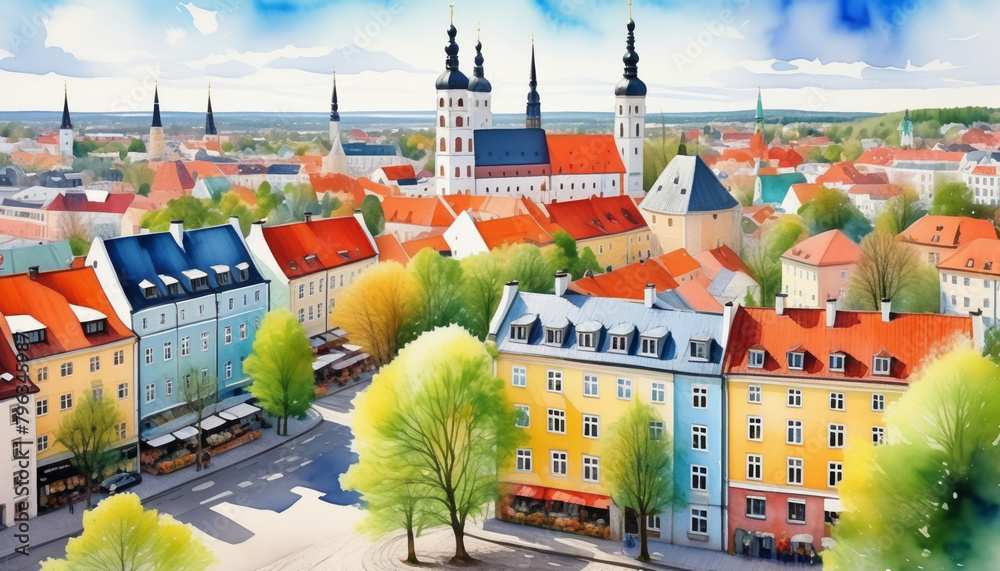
left=152, top=82, right=162, bottom=128
left=330, top=70, right=340, bottom=122
left=526, top=39, right=541, bottom=128
left=615, top=6, right=646, bottom=97
left=435, top=4, right=469, bottom=90
left=205, top=83, right=217, bottom=136
left=904, top=108, right=910, bottom=121
left=468, top=23, right=492, bottom=93
left=60, top=81, right=72, bottom=130
left=755, top=87, right=763, bottom=134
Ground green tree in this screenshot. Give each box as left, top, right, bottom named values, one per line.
left=741, top=217, right=805, bottom=306
left=460, top=250, right=507, bottom=340
left=875, top=188, right=926, bottom=235
left=930, top=182, right=994, bottom=219
left=346, top=325, right=522, bottom=564
left=318, top=192, right=343, bottom=218
left=503, top=243, right=553, bottom=293
left=332, top=261, right=418, bottom=366
left=217, top=191, right=255, bottom=236
left=827, top=348, right=1000, bottom=570
left=243, top=310, right=316, bottom=436
left=894, top=263, right=941, bottom=314
left=254, top=181, right=283, bottom=221
left=406, top=248, right=465, bottom=341
left=798, top=187, right=872, bottom=242
left=137, top=183, right=150, bottom=197
left=844, top=231, right=919, bottom=310
left=603, top=401, right=675, bottom=562
left=360, top=194, right=385, bottom=236
left=40, top=493, right=216, bottom=571
left=140, top=196, right=224, bottom=232
left=823, top=144, right=844, bottom=163
left=54, top=390, right=123, bottom=509
left=842, top=139, right=864, bottom=162
left=984, top=327, right=1000, bottom=365
left=127, top=138, right=146, bottom=154
left=180, top=369, right=217, bottom=472
left=544, top=231, right=604, bottom=280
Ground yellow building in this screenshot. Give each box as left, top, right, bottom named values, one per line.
left=543, top=195, right=654, bottom=271
left=0, top=267, right=138, bottom=512
left=723, top=299, right=975, bottom=554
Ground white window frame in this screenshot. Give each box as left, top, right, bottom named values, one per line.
left=746, top=495, right=766, bottom=519
left=181, top=336, right=191, bottom=357
left=511, top=366, right=526, bottom=388
left=690, top=508, right=709, bottom=535
left=649, top=421, right=665, bottom=441
left=787, top=419, right=803, bottom=445
left=829, top=353, right=845, bottom=372
left=748, top=349, right=764, bottom=368
left=692, top=385, right=708, bottom=409
left=747, top=454, right=762, bottom=480
left=787, top=457, right=803, bottom=485
left=787, top=389, right=802, bottom=407
left=514, top=405, right=529, bottom=428
left=583, top=374, right=599, bottom=397
left=550, top=450, right=568, bottom=476
left=829, top=423, right=846, bottom=448
left=787, top=351, right=804, bottom=370
left=748, top=385, right=762, bottom=404
left=829, top=392, right=845, bottom=411
left=871, top=393, right=885, bottom=412
left=610, top=335, right=628, bottom=353
left=872, top=426, right=885, bottom=445
left=582, top=414, right=599, bottom=439
left=515, top=448, right=532, bottom=472
left=144, top=384, right=155, bottom=404
left=583, top=455, right=600, bottom=482
left=873, top=356, right=891, bottom=376
left=691, top=425, right=708, bottom=451
left=748, top=416, right=763, bottom=441
left=650, top=381, right=665, bottom=404
left=547, top=408, right=566, bottom=434
left=118, top=383, right=128, bottom=399
left=616, top=378, right=632, bottom=400
left=639, top=337, right=658, bottom=356
left=828, top=461, right=843, bottom=488
left=547, top=370, right=563, bottom=393
left=144, top=347, right=154, bottom=365
left=787, top=499, right=806, bottom=524
left=577, top=331, right=595, bottom=349
left=690, top=464, right=708, bottom=491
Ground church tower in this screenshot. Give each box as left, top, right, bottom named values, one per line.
left=59, top=82, right=74, bottom=158
left=149, top=83, right=165, bottom=161
left=204, top=84, right=221, bottom=150
left=434, top=6, right=474, bottom=196
left=614, top=6, right=646, bottom=196
left=467, top=25, right=493, bottom=130
left=525, top=41, right=541, bottom=129
left=750, top=87, right=768, bottom=170
left=898, top=109, right=914, bottom=148
left=322, top=71, right=348, bottom=175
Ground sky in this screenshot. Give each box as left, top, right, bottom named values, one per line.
left=0, top=0, right=995, bottom=115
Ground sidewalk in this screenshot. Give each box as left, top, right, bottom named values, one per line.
left=0, top=394, right=332, bottom=559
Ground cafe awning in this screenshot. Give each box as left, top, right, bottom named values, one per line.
left=145, top=434, right=176, bottom=448
left=172, top=426, right=199, bottom=440
left=220, top=403, right=260, bottom=420
left=199, top=415, right=227, bottom=431
left=312, top=353, right=345, bottom=371
left=823, top=498, right=843, bottom=513
left=510, top=484, right=545, bottom=499
left=544, top=488, right=611, bottom=509
left=331, top=353, right=369, bottom=371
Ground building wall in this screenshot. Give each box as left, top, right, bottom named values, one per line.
left=727, top=375, right=903, bottom=550
left=965, top=171, right=1000, bottom=207
left=577, top=228, right=653, bottom=271
left=215, top=283, right=268, bottom=400
left=901, top=242, right=957, bottom=266
left=549, top=173, right=621, bottom=203
left=782, top=261, right=854, bottom=308
left=290, top=273, right=329, bottom=338
left=0, top=393, right=36, bottom=525
left=939, top=268, right=999, bottom=321
left=325, top=259, right=377, bottom=330
left=683, top=209, right=742, bottom=256
left=0, top=206, right=48, bottom=240
left=643, top=212, right=685, bottom=258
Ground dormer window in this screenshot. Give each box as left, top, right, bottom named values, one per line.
left=577, top=332, right=595, bottom=349
left=83, top=319, right=106, bottom=335
left=9, top=315, right=47, bottom=344
left=236, top=262, right=250, bottom=281
left=873, top=353, right=892, bottom=376
left=748, top=348, right=765, bottom=368
left=18, top=328, right=45, bottom=344
left=288, top=260, right=299, bottom=271
left=931, top=235, right=940, bottom=243
left=218, top=271, right=230, bottom=284
left=212, top=265, right=231, bottom=285
left=787, top=350, right=804, bottom=371
left=690, top=340, right=709, bottom=361
left=304, top=254, right=318, bottom=267
left=510, top=325, right=527, bottom=341
left=159, top=274, right=180, bottom=296
left=829, top=352, right=846, bottom=372
left=192, top=276, right=207, bottom=290
left=139, top=279, right=157, bottom=300
left=610, top=335, right=628, bottom=352
left=509, top=314, right=536, bottom=343
left=545, top=328, right=564, bottom=346
left=640, top=337, right=658, bottom=356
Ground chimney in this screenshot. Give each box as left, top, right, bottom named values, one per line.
left=722, top=301, right=735, bottom=347
left=970, top=309, right=985, bottom=352
left=169, top=220, right=184, bottom=248
left=304, top=212, right=313, bottom=223
left=881, top=298, right=891, bottom=322
left=826, top=299, right=837, bottom=328
left=644, top=283, right=656, bottom=308
left=228, top=215, right=242, bottom=236
left=28, top=266, right=38, bottom=281
left=554, top=271, right=570, bottom=297
left=775, top=293, right=787, bottom=316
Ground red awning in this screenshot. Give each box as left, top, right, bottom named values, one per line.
left=544, top=488, right=611, bottom=509
left=511, top=484, right=545, bottom=499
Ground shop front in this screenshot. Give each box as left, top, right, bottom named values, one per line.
left=498, top=484, right=612, bottom=539
left=37, top=443, right=137, bottom=512
left=728, top=487, right=827, bottom=564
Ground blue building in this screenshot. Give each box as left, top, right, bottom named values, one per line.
left=86, top=219, right=268, bottom=436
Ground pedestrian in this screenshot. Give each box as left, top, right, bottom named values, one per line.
left=776, top=531, right=789, bottom=563
left=68, top=497, right=74, bottom=514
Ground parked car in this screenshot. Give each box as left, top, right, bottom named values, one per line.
left=99, top=471, right=142, bottom=494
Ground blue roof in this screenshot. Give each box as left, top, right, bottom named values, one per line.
left=474, top=128, right=550, bottom=167
left=495, top=292, right=725, bottom=376
left=757, top=172, right=806, bottom=204
left=1, top=199, right=43, bottom=209
left=641, top=155, right=739, bottom=214
left=102, top=224, right=265, bottom=312
left=343, top=143, right=397, bottom=157
left=266, top=164, right=300, bottom=175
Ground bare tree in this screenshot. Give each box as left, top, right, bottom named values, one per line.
left=845, top=231, right=919, bottom=310
left=179, top=369, right=217, bottom=472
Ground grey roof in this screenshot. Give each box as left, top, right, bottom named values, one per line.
left=496, top=292, right=725, bottom=375
left=640, top=155, right=739, bottom=214
left=0, top=241, right=74, bottom=275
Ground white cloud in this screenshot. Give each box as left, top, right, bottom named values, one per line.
left=179, top=3, right=218, bottom=36
left=166, top=27, right=188, bottom=45
left=43, top=4, right=152, bottom=64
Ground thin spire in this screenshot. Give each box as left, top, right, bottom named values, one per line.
left=330, top=70, right=340, bottom=122
left=205, top=83, right=217, bottom=136
left=755, top=87, right=763, bottom=133
left=450, top=2, right=454, bottom=26
left=615, top=4, right=646, bottom=96
left=151, top=82, right=162, bottom=128
left=526, top=39, right=541, bottom=128
left=435, top=5, right=469, bottom=90
left=60, top=81, right=72, bottom=130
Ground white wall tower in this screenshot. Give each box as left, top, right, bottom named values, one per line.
left=59, top=82, right=74, bottom=159
left=614, top=7, right=646, bottom=197
left=149, top=82, right=165, bottom=161
left=467, top=25, right=493, bottom=130
left=435, top=8, right=475, bottom=196
left=322, top=71, right=348, bottom=175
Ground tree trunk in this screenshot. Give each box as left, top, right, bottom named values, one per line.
left=195, top=412, right=204, bottom=472
left=638, top=512, right=650, bottom=562
left=405, top=525, right=419, bottom=565
left=84, top=474, right=93, bottom=509
left=450, top=524, right=472, bottom=565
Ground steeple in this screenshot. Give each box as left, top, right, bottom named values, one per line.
left=754, top=87, right=763, bottom=134
left=435, top=4, right=469, bottom=90
left=525, top=39, right=541, bottom=128
left=151, top=82, right=162, bottom=128
left=60, top=82, right=72, bottom=130
left=330, top=71, right=340, bottom=122
left=615, top=4, right=647, bottom=97
left=468, top=24, right=492, bottom=93
left=205, top=83, right=217, bottom=136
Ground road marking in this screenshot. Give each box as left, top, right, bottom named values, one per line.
left=299, top=460, right=312, bottom=467
left=238, top=481, right=253, bottom=488
left=300, top=435, right=317, bottom=444
left=199, top=491, right=233, bottom=505
left=284, top=456, right=300, bottom=463
left=265, top=473, right=284, bottom=481
left=192, top=481, right=214, bottom=492
left=286, top=465, right=300, bottom=473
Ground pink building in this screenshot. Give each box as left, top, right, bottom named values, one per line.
left=781, top=230, right=861, bottom=308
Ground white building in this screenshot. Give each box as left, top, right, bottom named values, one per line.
left=938, top=237, right=1000, bottom=323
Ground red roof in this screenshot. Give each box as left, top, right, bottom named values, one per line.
left=46, top=192, right=136, bottom=214
left=379, top=165, right=416, bottom=181
left=542, top=196, right=646, bottom=240
left=373, top=234, right=410, bottom=266
left=896, top=215, right=998, bottom=249
left=815, top=162, right=888, bottom=186
left=676, top=280, right=723, bottom=312
left=357, top=176, right=399, bottom=200
left=972, top=165, right=997, bottom=176
left=694, top=245, right=754, bottom=278
left=893, top=149, right=965, bottom=163
left=787, top=183, right=824, bottom=206
left=750, top=132, right=767, bottom=163
left=546, top=134, right=625, bottom=175
left=658, top=248, right=701, bottom=277
left=782, top=229, right=861, bottom=267
left=722, top=132, right=754, bottom=141
left=400, top=234, right=451, bottom=258
left=569, top=260, right=679, bottom=300
left=260, top=216, right=377, bottom=279
left=184, top=161, right=225, bottom=180
left=152, top=161, right=195, bottom=192
left=847, top=183, right=903, bottom=200
left=743, top=205, right=776, bottom=226
left=855, top=147, right=896, bottom=166
left=937, top=238, right=1000, bottom=276
left=712, top=149, right=754, bottom=166
left=309, top=173, right=365, bottom=206
left=37, top=134, right=59, bottom=145
left=724, top=305, right=973, bottom=383
left=475, top=214, right=554, bottom=250
left=0, top=267, right=134, bottom=363
left=381, top=196, right=455, bottom=227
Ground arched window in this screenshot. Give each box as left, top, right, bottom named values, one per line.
left=635, top=105, right=640, bottom=114
left=449, top=98, right=453, bottom=106
left=439, top=97, right=444, bottom=108
left=439, top=115, right=445, bottom=127
left=476, top=99, right=480, bottom=107
left=455, top=167, right=461, bottom=177
left=458, top=98, right=464, bottom=107
left=440, top=166, right=444, bottom=176
left=468, top=138, right=473, bottom=152
left=619, top=105, right=623, bottom=115
left=485, top=100, right=489, bottom=107
left=456, top=116, right=463, bottom=127
left=620, top=123, right=624, bottom=137
left=439, top=138, right=446, bottom=152
left=635, top=123, right=640, bottom=137
left=455, top=137, right=463, bottom=152
left=467, top=165, right=471, bottom=177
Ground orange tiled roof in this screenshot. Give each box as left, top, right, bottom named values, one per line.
left=379, top=164, right=417, bottom=180
left=381, top=196, right=455, bottom=227
left=10, top=151, right=62, bottom=171
left=972, top=165, right=997, bottom=176
left=475, top=214, right=553, bottom=250
left=855, top=147, right=896, bottom=166
left=546, top=134, right=625, bottom=175
left=569, top=260, right=680, bottom=300
left=676, top=280, right=723, bottom=312
left=310, top=173, right=366, bottom=206
left=229, top=185, right=257, bottom=206
left=373, top=234, right=410, bottom=266
left=261, top=216, right=377, bottom=279
left=184, top=161, right=225, bottom=180
left=0, top=267, right=134, bottom=362
left=788, top=183, right=825, bottom=205
left=892, top=149, right=965, bottom=163
left=896, top=215, right=999, bottom=249
left=356, top=176, right=399, bottom=200
left=724, top=305, right=973, bottom=383
left=815, top=162, right=887, bottom=186
left=694, top=245, right=753, bottom=278
left=743, top=205, right=776, bottom=226
left=400, top=234, right=450, bottom=258
left=152, top=161, right=195, bottom=192
left=542, top=195, right=647, bottom=240
left=37, top=134, right=59, bottom=145
left=937, top=238, right=1000, bottom=276
left=847, top=183, right=903, bottom=200
left=443, top=195, right=528, bottom=220
left=657, top=248, right=702, bottom=277
left=782, top=229, right=861, bottom=267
